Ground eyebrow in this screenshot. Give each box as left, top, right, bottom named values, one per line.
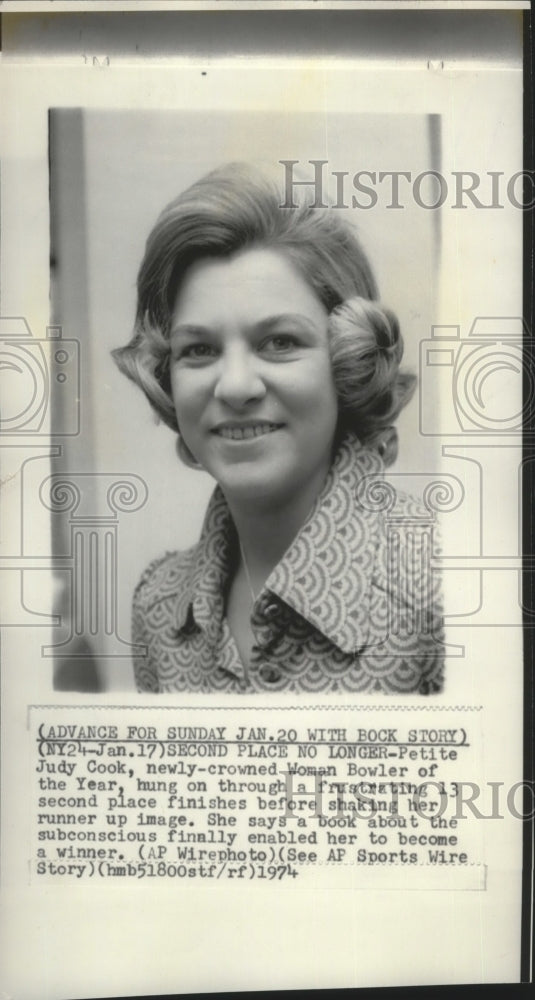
left=170, top=313, right=319, bottom=339
left=170, top=324, right=212, bottom=340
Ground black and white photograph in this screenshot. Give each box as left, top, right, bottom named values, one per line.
left=48, top=110, right=447, bottom=696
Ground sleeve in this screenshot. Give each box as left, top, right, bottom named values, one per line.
left=415, top=609, right=445, bottom=694
left=131, top=574, right=160, bottom=693
left=402, top=512, right=445, bottom=695
left=416, top=522, right=445, bottom=695
left=380, top=492, right=446, bottom=695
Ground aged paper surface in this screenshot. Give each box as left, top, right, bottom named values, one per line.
left=0, top=3, right=530, bottom=996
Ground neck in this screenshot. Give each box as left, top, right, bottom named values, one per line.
left=225, top=471, right=330, bottom=594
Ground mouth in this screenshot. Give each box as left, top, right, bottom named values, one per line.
left=211, top=422, right=283, bottom=441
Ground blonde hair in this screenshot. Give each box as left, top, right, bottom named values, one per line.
left=329, top=298, right=416, bottom=466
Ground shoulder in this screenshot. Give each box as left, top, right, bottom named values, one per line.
left=133, top=547, right=196, bottom=611
left=375, top=484, right=440, bottom=552
left=373, top=487, right=443, bottom=612
left=382, top=487, right=436, bottom=527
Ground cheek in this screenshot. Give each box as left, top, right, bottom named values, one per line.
left=285, top=385, right=338, bottom=447
left=311, top=365, right=339, bottom=436
left=288, top=359, right=338, bottom=414
left=170, top=371, right=205, bottom=421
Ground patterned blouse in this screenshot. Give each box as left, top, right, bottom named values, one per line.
left=131, top=433, right=444, bottom=694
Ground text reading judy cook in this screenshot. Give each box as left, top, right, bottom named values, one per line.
left=28, top=708, right=496, bottom=890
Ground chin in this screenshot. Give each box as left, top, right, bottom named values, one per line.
left=216, top=468, right=288, bottom=506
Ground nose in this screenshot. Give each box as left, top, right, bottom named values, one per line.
left=213, top=344, right=266, bottom=409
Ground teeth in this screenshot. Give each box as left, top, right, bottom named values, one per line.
left=216, top=423, right=280, bottom=440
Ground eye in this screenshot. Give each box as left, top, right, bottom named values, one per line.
left=175, top=342, right=217, bottom=362
left=261, top=334, right=301, bottom=354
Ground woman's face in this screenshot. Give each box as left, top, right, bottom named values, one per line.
left=169, top=246, right=339, bottom=510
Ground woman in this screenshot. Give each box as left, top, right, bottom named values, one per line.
left=113, top=163, right=444, bottom=694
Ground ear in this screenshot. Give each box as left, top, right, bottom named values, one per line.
left=366, top=426, right=398, bottom=466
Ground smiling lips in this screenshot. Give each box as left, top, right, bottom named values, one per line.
left=212, top=422, right=283, bottom=440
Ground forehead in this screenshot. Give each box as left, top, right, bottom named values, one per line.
left=171, top=247, right=327, bottom=328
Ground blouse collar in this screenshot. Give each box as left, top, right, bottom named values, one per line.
left=173, top=433, right=385, bottom=655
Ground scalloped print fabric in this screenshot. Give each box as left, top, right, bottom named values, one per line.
left=131, top=434, right=444, bottom=695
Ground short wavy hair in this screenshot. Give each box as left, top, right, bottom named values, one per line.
left=112, top=162, right=416, bottom=467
